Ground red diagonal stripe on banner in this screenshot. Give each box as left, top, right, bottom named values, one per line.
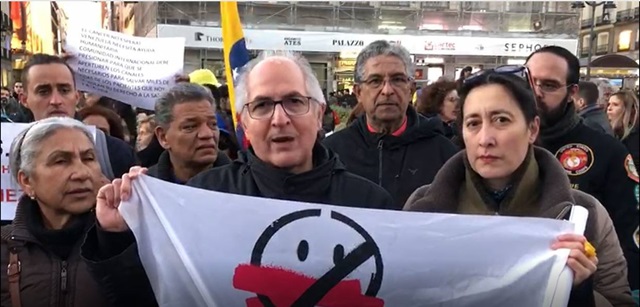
left=233, top=264, right=384, bottom=307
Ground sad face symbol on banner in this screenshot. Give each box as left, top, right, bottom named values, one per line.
left=232, top=209, right=385, bottom=307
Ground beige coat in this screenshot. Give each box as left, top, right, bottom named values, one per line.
left=404, top=147, right=634, bottom=307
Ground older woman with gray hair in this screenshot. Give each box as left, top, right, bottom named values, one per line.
left=1, top=117, right=110, bottom=307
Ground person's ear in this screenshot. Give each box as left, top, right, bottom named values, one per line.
left=155, top=125, right=170, bottom=150
left=353, top=84, right=362, bottom=102
left=17, top=170, right=34, bottom=198
left=529, top=116, right=541, bottom=144
left=316, top=103, right=326, bottom=130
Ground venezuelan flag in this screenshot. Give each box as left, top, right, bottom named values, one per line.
left=221, top=1, right=251, bottom=151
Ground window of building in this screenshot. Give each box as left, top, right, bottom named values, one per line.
left=597, top=32, right=609, bottom=46
left=618, top=30, right=632, bottom=51
left=582, top=35, right=590, bottom=52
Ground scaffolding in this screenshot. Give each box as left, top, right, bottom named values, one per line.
left=150, top=1, right=580, bottom=38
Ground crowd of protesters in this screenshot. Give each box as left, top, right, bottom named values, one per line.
left=0, top=40, right=638, bottom=307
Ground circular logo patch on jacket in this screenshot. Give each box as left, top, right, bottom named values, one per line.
left=555, top=143, right=594, bottom=176
left=624, top=154, right=639, bottom=183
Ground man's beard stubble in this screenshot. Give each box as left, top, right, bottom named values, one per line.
left=537, top=93, right=572, bottom=128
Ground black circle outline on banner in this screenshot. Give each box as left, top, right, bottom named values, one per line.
left=250, top=209, right=384, bottom=306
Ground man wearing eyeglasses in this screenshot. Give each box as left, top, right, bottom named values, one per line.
left=526, top=46, right=638, bottom=306
left=323, top=40, right=458, bottom=209
left=81, top=50, right=395, bottom=306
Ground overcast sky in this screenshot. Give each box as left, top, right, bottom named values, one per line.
left=58, top=1, right=102, bottom=30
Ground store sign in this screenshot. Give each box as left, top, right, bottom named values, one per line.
left=503, top=42, right=550, bottom=53
left=332, top=39, right=365, bottom=47
left=425, top=41, right=456, bottom=51
left=337, top=59, right=356, bottom=67
left=195, top=32, right=223, bottom=43
left=157, top=24, right=578, bottom=57
left=284, top=37, right=301, bottom=46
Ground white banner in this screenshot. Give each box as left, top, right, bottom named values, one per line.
left=157, top=24, right=578, bottom=57
left=65, top=27, right=186, bottom=110
left=1, top=123, right=96, bottom=221
left=120, top=175, right=580, bottom=307
left=1, top=123, right=30, bottom=220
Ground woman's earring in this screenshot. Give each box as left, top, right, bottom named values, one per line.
left=29, top=194, right=35, bottom=200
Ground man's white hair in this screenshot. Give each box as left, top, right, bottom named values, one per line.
left=234, top=50, right=326, bottom=114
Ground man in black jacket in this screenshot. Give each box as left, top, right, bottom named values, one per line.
left=574, top=81, right=614, bottom=136
left=526, top=46, right=639, bottom=296
left=81, top=50, right=394, bottom=307
left=20, top=54, right=137, bottom=179
left=323, top=40, right=458, bottom=208
left=146, top=83, right=231, bottom=184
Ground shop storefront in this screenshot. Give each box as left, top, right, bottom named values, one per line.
left=156, top=24, right=579, bottom=90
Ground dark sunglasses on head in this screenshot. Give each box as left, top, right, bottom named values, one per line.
left=463, top=65, right=532, bottom=89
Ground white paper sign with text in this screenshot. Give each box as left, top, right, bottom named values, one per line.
left=65, top=27, right=185, bottom=110
left=1, top=123, right=96, bottom=221
left=121, top=175, right=577, bottom=307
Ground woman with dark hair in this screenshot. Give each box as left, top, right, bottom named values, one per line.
left=456, top=66, right=473, bottom=91
left=78, top=105, right=126, bottom=141
left=94, top=96, right=138, bottom=145
left=405, top=70, right=633, bottom=306
left=417, top=80, right=459, bottom=142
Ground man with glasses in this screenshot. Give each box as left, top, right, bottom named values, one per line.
left=324, top=40, right=458, bottom=208
left=526, top=46, right=638, bottom=305
left=82, top=51, right=395, bottom=306
left=187, top=51, right=391, bottom=209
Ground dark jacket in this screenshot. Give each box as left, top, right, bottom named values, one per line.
left=322, top=107, right=336, bottom=133
left=421, top=112, right=461, bottom=147
left=404, top=147, right=635, bottom=307
left=104, top=133, right=138, bottom=178
left=579, top=105, right=614, bottom=136
left=538, top=103, right=639, bottom=292
left=323, top=106, right=458, bottom=208
left=136, top=135, right=164, bottom=168
left=146, top=150, right=232, bottom=184
left=1, top=98, right=24, bottom=123
left=1, top=197, right=110, bottom=307
left=81, top=143, right=394, bottom=307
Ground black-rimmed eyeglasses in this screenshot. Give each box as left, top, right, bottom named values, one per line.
left=244, top=96, right=314, bottom=120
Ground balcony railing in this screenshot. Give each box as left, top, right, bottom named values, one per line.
left=580, top=46, right=590, bottom=55
left=616, top=9, right=633, bottom=22
left=506, top=3, right=544, bottom=13
left=419, top=1, right=452, bottom=10
left=596, top=44, right=608, bottom=54
left=581, top=19, right=593, bottom=28
left=594, top=16, right=612, bottom=26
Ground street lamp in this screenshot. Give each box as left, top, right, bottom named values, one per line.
left=572, top=1, right=617, bottom=80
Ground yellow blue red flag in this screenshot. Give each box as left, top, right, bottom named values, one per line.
left=221, top=1, right=251, bottom=150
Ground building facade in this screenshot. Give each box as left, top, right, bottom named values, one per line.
left=9, top=1, right=67, bottom=82
left=127, top=1, right=580, bottom=91
left=578, top=1, right=639, bottom=84
left=1, top=2, right=12, bottom=87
